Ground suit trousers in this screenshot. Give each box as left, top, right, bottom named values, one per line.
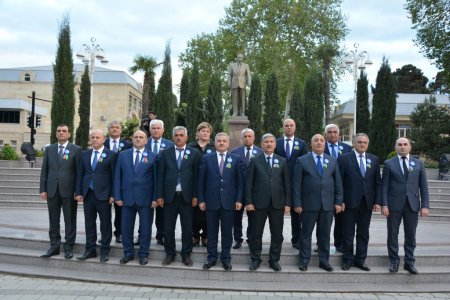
left=290, top=210, right=302, bottom=246
left=249, top=206, right=284, bottom=263
left=164, top=192, right=193, bottom=258
left=121, top=204, right=153, bottom=258
left=387, top=199, right=418, bottom=265
left=47, top=187, right=78, bottom=247
left=113, top=202, right=122, bottom=237
left=83, top=189, right=112, bottom=255
left=193, top=206, right=207, bottom=240
left=206, top=208, right=235, bottom=264
left=333, top=210, right=344, bottom=247
left=233, top=206, right=251, bottom=242
left=232, top=88, right=246, bottom=114
left=155, top=206, right=164, bottom=240
left=300, top=209, right=333, bottom=265
left=342, top=198, right=372, bottom=264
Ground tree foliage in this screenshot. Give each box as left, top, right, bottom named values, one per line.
left=429, top=71, right=449, bottom=94
left=263, top=73, right=282, bottom=135
left=368, top=58, right=397, bottom=161
left=175, top=68, right=190, bottom=126
left=205, top=73, right=224, bottom=134
left=356, top=70, right=370, bottom=134
left=75, top=65, right=90, bottom=149
left=317, top=41, right=339, bottom=124
left=186, top=63, right=203, bottom=141
left=289, top=80, right=303, bottom=135
left=410, top=95, right=450, bottom=160
left=51, top=13, right=75, bottom=144
left=247, top=75, right=263, bottom=144
left=302, top=69, right=324, bottom=142
left=129, top=55, right=159, bottom=116
left=392, top=64, right=430, bottom=94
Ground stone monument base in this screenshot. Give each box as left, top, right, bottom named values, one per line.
left=228, top=116, right=249, bottom=149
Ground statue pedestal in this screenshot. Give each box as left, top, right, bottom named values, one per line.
left=228, top=116, right=249, bottom=149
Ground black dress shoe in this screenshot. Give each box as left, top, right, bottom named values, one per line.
left=269, top=261, right=282, bottom=272
left=389, top=263, right=399, bottom=273
left=249, top=260, right=261, bottom=271
left=139, top=257, right=148, bottom=265
left=313, top=244, right=318, bottom=252
left=162, top=255, right=175, bottom=266
left=64, top=249, right=73, bottom=259
left=156, top=238, right=164, bottom=245
left=232, top=241, right=242, bottom=249
left=299, top=264, right=308, bottom=271
left=97, top=236, right=102, bottom=243
left=354, top=262, right=370, bottom=271
left=182, top=256, right=193, bottom=267
left=319, top=262, right=334, bottom=272
left=404, top=264, right=418, bottom=274
left=120, top=256, right=134, bottom=264
left=133, top=237, right=140, bottom=245
left=203, top=261, right=216, bottom=270
left=335, top=245, right=343, bottom=253
left=341, top=262, right=352, bottom=270
left=76, top=251, right=97, bottom=261
left=223, top=263, right=232, bottom=271
left=100, top=255, right=109, bottom=262
left=115, top=235, right=122, bottom=243
left=41, top=247, right=60, bottom=258
left=201, top=238, right=207, bottom=247
left=193, top=238, right=200, bottom=246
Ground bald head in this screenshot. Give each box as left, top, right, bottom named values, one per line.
left=311, top=134, right=325, bottom=155
left=132, top=130, right=148, bottom=150
left=283, top=119, right=296, bottom=138
left=90, top=129, right=106, bottom=150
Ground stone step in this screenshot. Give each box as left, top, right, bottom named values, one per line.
left=0, top=180, right=40, bottom=187
left=431, top=200, right=450, bottom=208
left=0, top=159, right=43, bottom=168
left=429, top=187, right=450, bottom=194
left=0, top=174, right=40, bottom=181
left=0, top=167, right=41, bottom=175
left=371, top=211, right=450, bottom=222
left=0, top=186, right=39, bottom=194
left=0, top=193, right=40, bottom=201
left=429, top=193, right=450, bottom=201
left=428, top=180, right=450, bottom=188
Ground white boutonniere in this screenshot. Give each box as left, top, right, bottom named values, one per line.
left=293, top=140, right=300, bottom=150
left=227, top=157, right=233, bottom=163
left=323, top=158, right=329, bottom=168
left=119, top=142, right=124, bottom=151
left=206, top=149, right=212, bottom=154
left=252, top=149, right=258, bottom=155
left=273, top=158, right=279, bottom=164
left=98, top=152, right=107, bottom=163
left=338, top=145, right=343, bottom=155
left=410, top=161, right=415, bottom=171
left=142, top=152, right=148, bottom=163
left=366, top=158, right=372, bottom=168
left=63, top=149, right=70, bottom=160
left=184, top=149, right=190, bottom=160
left=160, top=143, right=166, bottom=149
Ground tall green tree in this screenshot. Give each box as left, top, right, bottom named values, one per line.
left=368, top=58, right=397, bottom=161
left=75, top=65, right=90, bottom=149
left=186, top=63, right=203, bottom=141
left=175, top=69, right=190, bottom=126
left=129, top=55, right=159, bottom=116
left=263, top=73, right=282, bottom=135
left=154, top=43, right=174, bottom=139
left=289, top=80, right=303, bottom=135
left=392, top=64, right=430, bottom=94
left=410, top=95, right=450, bottom=161
left=247, top=75, right=263, bottom=144
left=429, top=71, right=449, bottom=94
left=205, top=74, right=224, bottom=134
left=356, top=70, right=370, bottom=134
left=302, top=69, right=324, bottom=142
left=51, top=13, right=75, bottom=144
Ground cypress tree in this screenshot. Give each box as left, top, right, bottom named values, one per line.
left=154, top=42, right=174, bottom=139
left=247, top=76, right=263, bottom=144
left=289, top=80, right=303, bottom=136
left=75, top=65, right=90, bottom=149
left=368, top=57, right=397, bottom=161
left=356, top=70, right=370, bottom=134
left=205, top=73, right=223, bottom=134
left=263, top=73, right=282, bottom=136
left=186, top=63, right=203, bottom=141
left=302, top=69, right=324, bottom=142
left=51, top=13, right=75, bottom=144
left=175, top=69, right=190, bottom=126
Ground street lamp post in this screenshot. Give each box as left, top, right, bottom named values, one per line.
left=342, top=43, right=372, bottom=137
left=76, top=37, right=108, bottom=131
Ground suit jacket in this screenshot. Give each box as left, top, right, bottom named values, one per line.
left=114, top=148, right=157, bottom=206
left=324, top=141, right=352, bottom=158
left=382, top=156, right=429, bottom=212
left=198, top=152, right=244, bottom=210
left=230, top=145, right=263, bottom=172
left=245, top=153, right=291, bottom=210
left=275, top=137, right=308, bottom=178
left=104, top=137, right=132, bottom=152
left=156, top=145, right=201, bottom=204
left=39, top=143, right=82, bottom=199
left=76, top=148, right=117, bottom=201
left=145, top=137, right=174, bottom=153
left=293, top=153, right=343, bottom=211
left=228, top=62, right=251, bottom=89
left=338, top=151, right=382, bottom=209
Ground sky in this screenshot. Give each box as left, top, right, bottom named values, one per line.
left=0, top=0, right=440, bottom=103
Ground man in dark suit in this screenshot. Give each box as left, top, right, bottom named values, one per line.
left=156, top=126, right=202, bottom=267
left=39, top=124, right=82, bottom=259
left=114, top=130, right=157, bottom=266
left=230, top=128, right=262, bottom=249
left=245, top=133, right=291, bottom=272
left=144, top=119, right=174, bottom=246
left=382, top=137, right=429, bottom=274
left=293, top=134, right=343, bottom=272
left=275, top=118, right=308, bottom=250
left=199, top=133, right=244, bottom=271
left=75, top=130, right=117, bottom=262
left=324, top=124, right=352, bottom=253
left=104, top=120, right=132, bottom=243
left=338, top=133, right=381, bottom=271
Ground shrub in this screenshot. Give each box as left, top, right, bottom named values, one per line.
left=0, top=144, right=19, bottom=160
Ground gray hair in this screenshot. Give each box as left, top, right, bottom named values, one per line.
left=90, top=129, right=106, bottom=137
left=150, top=119, right=164, bottom=128
left=325, top=123, right=339, bottom=133
left=215, top=132, right=229, bottom=142
left=172, top=126, right=188, bottom=136
left=241, top=128, right=255, bottom=137
left=352, top=133, right=369, bottom=145
left=261, top=133, right=276, bottom=142
left=107, top=120, right=122, bottom=129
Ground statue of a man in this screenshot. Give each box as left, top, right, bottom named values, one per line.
left=228, top=53, right=251, bottom=116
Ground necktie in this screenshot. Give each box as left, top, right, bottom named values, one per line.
left=331, top=144, right=337, bottom=159
left=134, top=150, right=140, bottom=171
left=359, top=154, right=365, bottom=177
left=112, top=140, right=118, bottom=152
left=316, top=155, right=323, bottom=176
left=285, top=139, right=291, bottom=159
left=219, top=153, right=225, bottom=175
left=267, top=156, right=272, bottom=169
left=402, top=156, right=409, bottom=179
left=152, top=140, right=158, bottom=154
left=245, top=147, right=251, bottom=164
left=58, top=145, right=64, bottom=164
left=176, top=148, right=183, bottom=169
left=90, top=150, right=99, bottom=189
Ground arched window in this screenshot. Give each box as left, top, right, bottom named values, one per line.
left=24, top=73, right=31, bottom=81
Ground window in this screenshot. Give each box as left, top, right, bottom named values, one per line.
left=0, top=110, right=20, bottom=123
left=24, top=73, right=31, bottom=81
left=397, top=124, right=411, bottom=138
left=0, top=140, right=3, bottom=149
left=340, top=124, right=351, bottom=142
left=10, top=140, right=17, bottom=149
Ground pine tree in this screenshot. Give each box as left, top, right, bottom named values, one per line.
left=175, top=69, right=190, bottom=126
left=129, top=55, right=159, bottom=116
left=154, top=42, right=174, bottom=139
left=368, top=57, right=397, bottom=161
left=186, top=63, right=203, bottom=141
left=75, top=65, right=90, bottom=149
left=356, top=70, right=370, bottom=134
left=247, top=76, right=263, bottom=144
left=289, top=80, right=303, bottom=136
left=302, top=70, right=324, bottom=142
left=51, top=13, right=75, bottom=144
left=263, top=73, right=282, bottom=136
left=205, top=74, right=223, bottom=134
